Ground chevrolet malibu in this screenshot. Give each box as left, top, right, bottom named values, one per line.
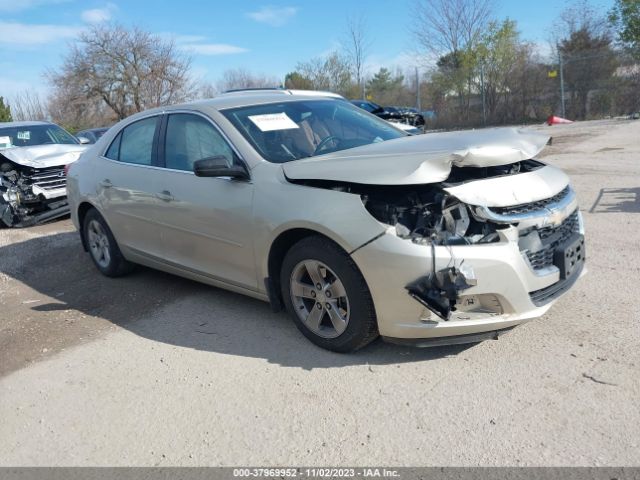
left=67, top=90, right=585, bottom=352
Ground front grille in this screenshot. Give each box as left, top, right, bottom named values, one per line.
left=492, top=186, right=570, bottom=215
left=24, top=168, right=67, bottom=191
left=524, top=210, right=580, bottom=270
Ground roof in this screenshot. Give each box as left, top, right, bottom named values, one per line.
left=0, top=120, right=52, bottom=128
left=100, top=90, right=349, bottom=126
left=136, top=90, right=344, bottom=117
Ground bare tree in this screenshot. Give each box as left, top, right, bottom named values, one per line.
left=216, top=68, right=281, bottom=92
left=196, top=81, right=218, bottom=99
left=413, top=0, right=494, bottom=57
left=553, top=1, right=617, bottom=119
left=9, top=90, right=49, bottom=121
left=413, top=0, right=494, bottom=119
left=48, top=24, right=193, bottom=121
left=295, top=52, right=353, bottom=96
left=343, top=14, right=371, bottom=96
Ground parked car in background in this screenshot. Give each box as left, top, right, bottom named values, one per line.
left=392, top=106, right=426, bottom=127
left=350, top=100, right=401, bottom=122
left=76, top=127, right=110, bottom=144
left=387, top=121, right=422, bottom=135
left=67, top=90, right=585, bottom=352
left=0, top=121, right=87, bottom=227
left=351, top=100, right=425, bottom=127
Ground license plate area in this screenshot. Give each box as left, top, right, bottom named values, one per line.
left=554, top=234, right=585, bottom=280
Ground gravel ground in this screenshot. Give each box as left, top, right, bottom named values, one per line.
left=0, top=119, right=638, bottom=466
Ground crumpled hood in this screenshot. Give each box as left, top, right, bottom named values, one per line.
left=0, top=144, right=87, bottom=169
left=282, top=127, right=550, bottom=185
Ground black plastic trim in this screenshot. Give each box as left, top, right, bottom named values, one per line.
left=383, top=327, right=515, bottom=348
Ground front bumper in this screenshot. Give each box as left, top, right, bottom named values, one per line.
left=352, top=222, right=585, bottom=341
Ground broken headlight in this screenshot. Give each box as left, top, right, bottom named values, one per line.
left=362, top=188, right=500, bottom=246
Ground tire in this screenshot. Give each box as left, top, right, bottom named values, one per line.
left=83, top=208, right=134, bottom=277
left=280, top=236, right=378, bottom=352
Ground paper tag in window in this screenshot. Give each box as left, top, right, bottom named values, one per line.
left=17, top=131, right=31, bottom=140
left=0, top=136, right=11, bottom=148
left=248, top=113, right=299, bottom=132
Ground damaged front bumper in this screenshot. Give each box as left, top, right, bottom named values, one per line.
left=0, top=170, right=70, bottom=227
left=351, top=215, right=586, bottom=343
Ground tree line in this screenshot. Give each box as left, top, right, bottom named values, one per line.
left=1, top=0, right=639, bottom=131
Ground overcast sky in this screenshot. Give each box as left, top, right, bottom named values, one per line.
left=0, top=0, right=615, bottom=99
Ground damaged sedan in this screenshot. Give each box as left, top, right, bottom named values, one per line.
left=0, top=121, right=87, bottom=227
left=67, top=90, right=585, bottom=352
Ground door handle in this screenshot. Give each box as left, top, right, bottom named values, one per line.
left=99, top=179, right=113, bottom=188
left=155, top=190, right=174, bottom=202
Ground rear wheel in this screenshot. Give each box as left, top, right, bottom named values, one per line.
left=280, top=236, right=378, bottom=352
left=83, top=208, right=134, bottom=277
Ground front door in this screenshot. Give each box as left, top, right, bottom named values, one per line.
left=153, top=112, right=257, bottom=290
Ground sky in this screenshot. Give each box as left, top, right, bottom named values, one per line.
left=0, top=0, right=616, bottom=99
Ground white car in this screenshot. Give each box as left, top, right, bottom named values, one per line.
left=67, top=90, right=585, bottom=351
left=0, top=121, right=87, bottom=227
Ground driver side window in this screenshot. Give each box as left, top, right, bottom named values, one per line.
left=165, top=113, right=234, bottom=172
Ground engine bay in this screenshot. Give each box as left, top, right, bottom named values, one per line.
left=0, top=158, right=70, bottom=227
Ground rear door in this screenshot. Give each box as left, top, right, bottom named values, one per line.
left=152, top=112, right=257, bottom=290
left=95, top=115, right=165, bottom=258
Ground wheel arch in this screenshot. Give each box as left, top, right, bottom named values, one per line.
left=76, top=201, right=102, bottom=252
left=266, top=228, right=347, bottom=312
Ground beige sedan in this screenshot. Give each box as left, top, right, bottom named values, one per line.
left=67, top=90, right=585, bottom=352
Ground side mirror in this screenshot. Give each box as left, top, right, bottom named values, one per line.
left=193, top=155, right=249, bottom=180
left=77, top=136, right=91, bottom=144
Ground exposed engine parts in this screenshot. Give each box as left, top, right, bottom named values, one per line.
left=287, top=178, right=502, bottom=321
left=288, top=171, right=580, bottom=322
left=0, top=159, right=70, bottom=227
left=357, top=184, right=501, bottom=246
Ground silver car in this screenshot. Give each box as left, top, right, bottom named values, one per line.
left=67, top=90, right=585, bottom=352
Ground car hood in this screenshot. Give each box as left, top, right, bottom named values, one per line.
left=282, top=127, right=550, bottom=186
left=0, top=144, right=87, bottom=169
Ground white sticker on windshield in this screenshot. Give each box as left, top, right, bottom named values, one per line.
left=0, top=136, right=11, bottom=148
left=248, top=113, right=299, bottom=132
left=17, top=131, right=31, bottom=140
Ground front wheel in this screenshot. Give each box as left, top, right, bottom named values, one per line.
left=83, top=208, right=134, bottom=277
left=280, top=236, right=378, bottom=352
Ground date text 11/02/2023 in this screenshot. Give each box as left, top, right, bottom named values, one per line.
left=232, top=468, right=400, bottom=478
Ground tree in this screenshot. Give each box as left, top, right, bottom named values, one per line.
left=413, top=0, right=495, bottom=119
left=49, top=24, right=193, bottom=121
left=609, top=0, right=640, bottom=56
left=476, top=19, right=521, bottom=121
left=413, top=0, right=494, bottom=55
left=555, top=2, right=617, bottom=119
left=8, top=90, right=48, bottom=122
left=294, top=52, right=353, bottom=96
left=0, top=97, right=12, bottom=122
left=216, top=68, right=280, bottom=92
left=366, top=68, right=405, bottom=105
left=343, top=14, right=371, bottom=97
left=284, top=72, right=314, bottom=90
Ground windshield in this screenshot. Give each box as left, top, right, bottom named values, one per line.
left=222, top=99, right=406, bottom=163
left=0, top=124, right=78, bottom=148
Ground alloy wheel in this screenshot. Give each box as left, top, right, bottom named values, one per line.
left=87, top=219, right=111, bottom=269
left=289, top=260, right=350, bottom=338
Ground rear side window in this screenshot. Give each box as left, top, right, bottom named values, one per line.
left=105, top=132, right=121, bottom=160
left=105, top=116, right=158, bottom=165
left=164, top=113, right=234, bottom=172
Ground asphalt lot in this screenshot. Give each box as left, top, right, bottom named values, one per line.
left=0, top=119, right=638, bottom=466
